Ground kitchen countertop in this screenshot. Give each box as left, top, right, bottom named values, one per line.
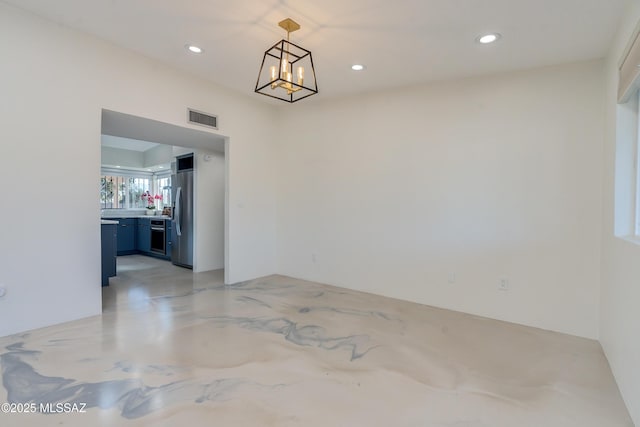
left=101, top=215, right=172, bottom=220
left=101, top=220, right=120, bottom=225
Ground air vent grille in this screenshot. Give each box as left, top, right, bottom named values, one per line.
left=188, top=109, right=218, bottom=129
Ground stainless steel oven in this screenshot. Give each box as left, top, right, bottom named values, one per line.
left=150, top=219, right=165, bottom=254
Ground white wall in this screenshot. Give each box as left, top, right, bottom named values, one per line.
left=0, top=3, right=278, bottom=337
left=194, top=150, right=225, bottom=272
left=144, top=144, right=173, bottom=168
left=101, top=146, right=144, bottom=168
left=601, top=1, right=640, bottom=424
left=101, top=144, right=173, bottom=169
left=276, top=61, right=605, bottom=339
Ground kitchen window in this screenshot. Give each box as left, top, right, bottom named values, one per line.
left=157, top=175, right=172, bottom=208
left=101, top=170, right=152, bottom=209
left=101, top=168, right=171, bottom=210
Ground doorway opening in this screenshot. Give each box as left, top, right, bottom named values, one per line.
left=100, top=109, right=229, bottom=303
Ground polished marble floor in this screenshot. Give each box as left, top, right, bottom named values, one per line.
left=0, top=255, right=633, bottom=426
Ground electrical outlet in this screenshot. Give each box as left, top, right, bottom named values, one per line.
left=499, top=279, right=509, bottom=291
left=0, top=286, right=6, bottom=298
left=311, top=253, right=317, bottom=263
left=448, top=273, right=456, bottom=284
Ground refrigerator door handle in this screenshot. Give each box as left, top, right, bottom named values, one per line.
left=175, top=186, right=182, bottom=237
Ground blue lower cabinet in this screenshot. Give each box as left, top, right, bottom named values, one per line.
left=116, top=218, right=136, bottom=255
left=137, top=218, right=151, bottom=253
left=165, top=220, right=172, bottom=260
left=108, top=216, right=172, bottom=260
left=101, top=223, right=117, bottom=286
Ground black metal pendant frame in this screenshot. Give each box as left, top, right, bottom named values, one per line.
left=255, top=39, right=318, bottom=103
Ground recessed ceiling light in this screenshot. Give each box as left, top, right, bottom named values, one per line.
left=116, top=165, right=121, bottom=168
left=185, top=44, right=203, bottom=54
left=477, top=33, right=501, bottom=44
left=351, top=64, right=365, bottom=71
left=159, top=166, right=164, bottom=169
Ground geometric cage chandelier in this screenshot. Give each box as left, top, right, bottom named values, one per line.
left=255, top=18, right=318, bottom=103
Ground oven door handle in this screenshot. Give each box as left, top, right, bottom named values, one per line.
left=151, top=227, right=165, bottom=231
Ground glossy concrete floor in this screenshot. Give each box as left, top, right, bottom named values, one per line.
left=0, top=255, right=633, bottom=426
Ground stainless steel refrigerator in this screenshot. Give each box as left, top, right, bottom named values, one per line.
left=171, top=153, right=194, bottom=268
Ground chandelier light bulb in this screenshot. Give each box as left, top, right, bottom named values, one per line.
left=270, top=65, right=278, bottom=89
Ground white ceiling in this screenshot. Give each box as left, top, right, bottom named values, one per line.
left=101, top=135, right=159, bottom=152
left=4, top=0, right=631, bottom=102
